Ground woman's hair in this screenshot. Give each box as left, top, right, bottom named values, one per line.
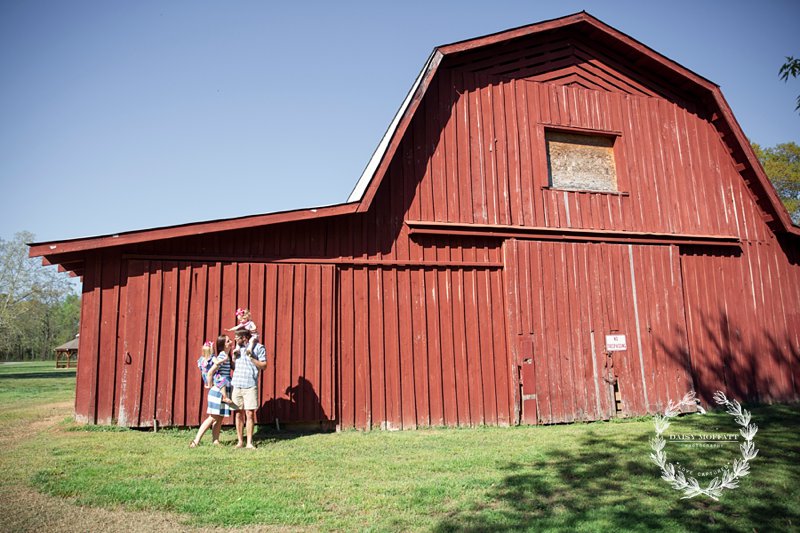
left=215, top=336, right=228, bottom=354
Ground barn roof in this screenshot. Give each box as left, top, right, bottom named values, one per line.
left=349, top=11, right=796, bottom=232
left=29, top=11, right=800, bottom=276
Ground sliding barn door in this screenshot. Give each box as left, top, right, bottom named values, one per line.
left=506, top=241, right=695, bottom=424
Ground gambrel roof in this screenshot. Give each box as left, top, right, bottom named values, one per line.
left=29, top=11, right=799, bottom=277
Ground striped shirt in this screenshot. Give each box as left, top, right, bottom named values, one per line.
left=231, top=343, right=266, bottom=389
left=212, top=352, right=231, bottom=384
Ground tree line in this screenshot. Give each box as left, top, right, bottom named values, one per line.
left=1, top=232, right=80, bottom=361
left=752, top=141, right=800, bottom=225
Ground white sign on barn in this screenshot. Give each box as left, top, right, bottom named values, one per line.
left=606, top=334, right=627, bottom=352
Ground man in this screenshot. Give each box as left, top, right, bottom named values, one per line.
left=231, top=329, right=267, bottom=448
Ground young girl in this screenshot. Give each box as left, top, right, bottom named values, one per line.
left=227, top=308, right=258, bottom=356
left=196, top=341, right=215, bottom=386
left=197, top=340, right=233, bottom=405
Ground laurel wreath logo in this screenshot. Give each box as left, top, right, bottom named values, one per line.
left=649, top=391, right=759, bottom=500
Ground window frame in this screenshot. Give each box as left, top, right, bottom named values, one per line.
left=540, top=124, right=629, bottom=196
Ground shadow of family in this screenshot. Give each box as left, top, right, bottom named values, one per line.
left=252, top=376, right=333, bottom=434
left=192, top=375, right=331, bottom=447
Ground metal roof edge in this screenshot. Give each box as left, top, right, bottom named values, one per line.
left=28, top=201, right=359, bottom=258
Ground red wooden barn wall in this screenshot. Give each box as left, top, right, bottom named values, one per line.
left=69, top=26, right=800, bottom=428
left=76, top=258, right=336, bottom=427
left=681, top=241, right=800, bottom=405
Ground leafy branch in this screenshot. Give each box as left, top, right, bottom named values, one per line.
left=779, top=56, right=800, bottom=112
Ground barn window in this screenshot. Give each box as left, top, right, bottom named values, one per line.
left=545, top=130, right=618, bottom=192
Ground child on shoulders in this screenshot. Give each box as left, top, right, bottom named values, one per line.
left=227, top=308, right=259, bottom=356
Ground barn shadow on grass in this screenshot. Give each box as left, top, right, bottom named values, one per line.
left=433, top=406, right=800, bottom=532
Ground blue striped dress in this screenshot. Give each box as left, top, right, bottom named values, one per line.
left=206, top=352, right=232, bottom=417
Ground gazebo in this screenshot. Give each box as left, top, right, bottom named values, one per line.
left=54, top=336, right=79, bottom=369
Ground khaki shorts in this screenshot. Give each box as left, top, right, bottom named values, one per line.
left=231, top=386, right=259, bottom=410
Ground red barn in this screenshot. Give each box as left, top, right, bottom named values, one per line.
left=31, top=12, right=800, bottom=429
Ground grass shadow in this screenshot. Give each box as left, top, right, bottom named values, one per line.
left=0, top=371, right=76, bottom=380
left=434, top=405, right=799, bottom=532
left=251, top=423, right=333, bottom=444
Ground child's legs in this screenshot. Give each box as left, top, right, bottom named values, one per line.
left=213, top=376, right=229, bottom=398
left=215, top=379, right=232, bottom=403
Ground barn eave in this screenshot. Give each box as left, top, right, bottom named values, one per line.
left=28, top=201, right=359, bottom=276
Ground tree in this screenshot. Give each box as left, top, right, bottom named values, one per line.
left=0, top=231, right=79, bottom=360
left=779, top=56, right=800, bottom=113
left=53, top=294, right=81, bottom=343
left=752, top=142, right=800, bottom=225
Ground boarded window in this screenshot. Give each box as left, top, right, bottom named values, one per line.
left=546, top=131, right=617, bottom=192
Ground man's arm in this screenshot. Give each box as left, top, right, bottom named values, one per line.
left=249, top=344, right=267, bottom=370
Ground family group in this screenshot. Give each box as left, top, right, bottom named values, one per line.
left=189, top=308, right=267, bottom=449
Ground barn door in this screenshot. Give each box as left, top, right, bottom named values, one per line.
left=506, top=240, right=694, bottom=424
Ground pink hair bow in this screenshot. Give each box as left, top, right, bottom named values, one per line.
left=203, top=340, right=213, bottom=348
left=236, top=308, right=246, bottom=317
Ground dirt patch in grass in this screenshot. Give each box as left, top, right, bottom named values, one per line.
left=4, top=485, right=303, bottom=532
left=4, top=400, right=302, bottom=532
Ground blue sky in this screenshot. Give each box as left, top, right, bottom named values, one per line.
left=1, top=0, right=798, bottom=246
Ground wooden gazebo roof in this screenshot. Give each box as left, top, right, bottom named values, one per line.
left=54, top=337, right=79, bottom=353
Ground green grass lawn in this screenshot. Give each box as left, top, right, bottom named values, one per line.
left=2, top=361, right=798, bottom=531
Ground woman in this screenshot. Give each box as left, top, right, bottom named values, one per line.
left=190, top=335, right=234, bottom=447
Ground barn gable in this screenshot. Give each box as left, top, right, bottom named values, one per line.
left=350, top=12, right=795, bottom=238
left=443, top=28, right=677, bottom=99
left=29, top=12, right=800, bottom=430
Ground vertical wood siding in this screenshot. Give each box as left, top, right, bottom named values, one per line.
left=337, top=266, right=512, bottom=429
left=681, top=242, right=800, bottom=404
left=395, top=66, right=768, bottom=243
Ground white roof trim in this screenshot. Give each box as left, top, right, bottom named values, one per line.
left=347, top=50, right=443, bottom=203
